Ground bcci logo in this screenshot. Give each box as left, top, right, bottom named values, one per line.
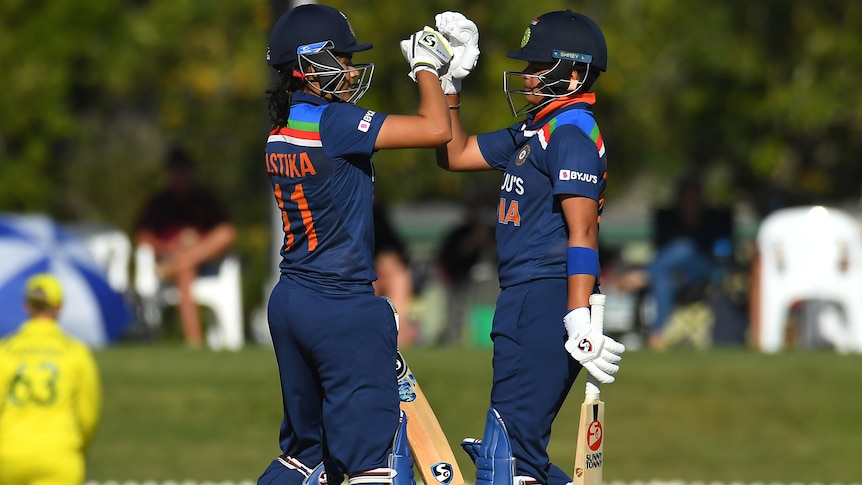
left=520, top=27, right=531, bottom=48
left=430, top=462, right=454, bottom=484
left=516, top=145, right=530, bottom=166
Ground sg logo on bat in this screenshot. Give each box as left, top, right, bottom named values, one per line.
left=430, top=462, right=454, bottom=485
left=587, top=419, right=603, bottom=451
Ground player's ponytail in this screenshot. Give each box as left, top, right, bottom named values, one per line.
left=266, top=65, right=307, bottom=128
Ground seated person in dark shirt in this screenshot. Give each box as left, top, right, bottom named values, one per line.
left=134, top=146, right=236, bottom=348
left=617, top=173, right=732, bottom=350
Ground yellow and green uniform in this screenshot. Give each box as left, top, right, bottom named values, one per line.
left=0, top=317, right=102, bottom=485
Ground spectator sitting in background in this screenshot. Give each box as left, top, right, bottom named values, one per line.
left=435, top=197, right=497, bottom=345
left=0, top=273, right=102, bottom=484
left=134, top=146, right=236, bottom=348
left=372, top=201, right=417, bottom=347
left=616, top=173, right=733, bottom=350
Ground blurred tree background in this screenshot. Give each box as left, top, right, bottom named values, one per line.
left=2, top=0, right=862, bottom=320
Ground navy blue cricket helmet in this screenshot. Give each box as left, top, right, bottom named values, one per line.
left=504, top=10, right=607, bottom=115
left=267, top=4, right=374, bottom=104
left=507, top=10, right=607, bottom=72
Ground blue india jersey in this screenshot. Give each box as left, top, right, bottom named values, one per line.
left=477, top=95, right=607, bottom=288
left=266, top=92, right=387, bottom=292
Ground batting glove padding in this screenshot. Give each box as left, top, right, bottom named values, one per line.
left=434, top=11, right=480, bottom=94
left=564, top=307, right=625, bottom=384
left=400, top=26, right=454, bottom=81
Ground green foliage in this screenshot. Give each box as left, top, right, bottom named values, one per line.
left=4, top=0, right=862, bottom=318
left=4, top=0, right=862, bottom=212
left=89, top=345, right=862, bottom=482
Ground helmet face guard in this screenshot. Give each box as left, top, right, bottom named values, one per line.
left=503, top=10, right=606, bottom=116
left=503, top=52, right=593, bottom=116
left=297, top=40, right=374, bottom=104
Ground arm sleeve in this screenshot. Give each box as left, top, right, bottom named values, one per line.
left=476, top=123, right=522, bottom=171
left=0, top=345, right=10, bottom=418
left=547, top=125, right=603, bottom=201
left=76, top=347, right=102, bottom=449
left=320, top=103, right=387, bottom=158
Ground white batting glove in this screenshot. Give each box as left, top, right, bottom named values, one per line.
left=563, top=308, right=625, bottom=384
left=434, top=11, right=480, bottom=94
left=400, top=26, right=453, bottom=81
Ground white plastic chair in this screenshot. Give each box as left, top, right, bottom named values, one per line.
left=66, top=223, right=132, bottom=293
left=134, top=244, right=244, bottom=350
left=756, top=205, right=862, bottom=353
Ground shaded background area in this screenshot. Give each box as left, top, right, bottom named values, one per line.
left=3, top=0, right=862, bottom=334
left=3, top=1, right=862, bottom=483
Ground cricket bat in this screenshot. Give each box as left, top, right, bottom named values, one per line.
left=397, top=350, right=465, bottom=485
left=573, top=293, right=606, bottom=485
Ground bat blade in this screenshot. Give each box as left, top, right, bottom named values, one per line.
left=397, top=351, right=465, bottom=485
left=572, top=396, right=604, bottom=485
left=573, top=293, right=607, bottom=485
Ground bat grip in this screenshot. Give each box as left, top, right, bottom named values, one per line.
left=589, top=293, right=606, bottom=334
left=585, top=293, right=606, bottom=397
left=585, top=379, right=600, bottom=397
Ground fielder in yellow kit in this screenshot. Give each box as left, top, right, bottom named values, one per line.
left=0, top=273, right=102, bottom=485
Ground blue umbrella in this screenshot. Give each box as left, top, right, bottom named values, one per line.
left=0, top=213, right=133, bottom=347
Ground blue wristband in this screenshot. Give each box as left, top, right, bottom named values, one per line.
left=567, top=246, right=599, bottom=277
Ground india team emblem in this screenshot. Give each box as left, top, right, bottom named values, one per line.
left=520, top=27, right=531, bottom=48
left=516, top=145, right=530, bottom=165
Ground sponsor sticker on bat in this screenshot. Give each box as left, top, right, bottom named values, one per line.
left=430, top=462, right=454, bottom=484
left=585, top=452, right=602, bottom=469
left=396, top=352, right=417, bottom=402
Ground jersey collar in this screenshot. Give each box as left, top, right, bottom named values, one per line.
left=20, top=317, right=59, bottom=332
left=292, top=91, right=330, bottom=106
left=531, top=92, right=596, bottom=124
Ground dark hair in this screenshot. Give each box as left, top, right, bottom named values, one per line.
left=165, top=144, right=195, bottom=170
left=26, top=297, right=53, bottom=313
left=575, top=64, right=601, bottom=92
left=545, top=62, right=602, bottom=94
left=267, top=66, right=307, bottom=128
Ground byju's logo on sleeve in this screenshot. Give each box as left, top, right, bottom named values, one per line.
left=559, top=170, right=598, bottom=184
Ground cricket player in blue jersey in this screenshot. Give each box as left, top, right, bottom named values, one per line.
left=258, top=4, right=454, bottom=485
left=432, top=10, right=626, bottom=485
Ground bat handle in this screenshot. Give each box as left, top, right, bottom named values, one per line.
left=589, top=293, right=606, bottom=334
left=585, top=293, right=606, bottom=398
left=585, top=378, right=600, bottom=397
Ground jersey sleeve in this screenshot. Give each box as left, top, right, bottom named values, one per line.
left=547, top=124, right=604, bottom=201
left=75, top=345, right=102, bottom=449
left=319, top=103, right=388, bottom=158
left=0, top=341, right=11, bottom=418
left=476, top=122, right=523, bottom=171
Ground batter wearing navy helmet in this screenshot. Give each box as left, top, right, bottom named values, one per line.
left=432, top=10, right=626, bottom=485
left=259, top=4, right=455, bottom=485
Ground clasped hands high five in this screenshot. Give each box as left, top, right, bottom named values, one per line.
left=401, top=11, right=480, bottom=94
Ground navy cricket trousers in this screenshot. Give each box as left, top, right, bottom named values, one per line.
left=488, top=278, right=582, bottom=485
left=264, top=276, right=400, bottom=480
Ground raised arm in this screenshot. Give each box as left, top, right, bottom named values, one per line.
left=435, top=93, right=489, bottom=171
left=431, top=12, right=491, bottom=172
left=375, top=27, right=453, bottom=150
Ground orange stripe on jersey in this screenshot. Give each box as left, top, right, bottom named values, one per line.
left=274, top=184, right=294, bottom=251
left=598, top=172, right=607, bottom=223
left=534, top=93, right=597, bottom=123
left=292, top=183, right=318, bottom=251
left=282, top=127, right=320, bottom=140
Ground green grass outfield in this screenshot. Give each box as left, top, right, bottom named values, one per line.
left=89, top=344, right=862, bottom=483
